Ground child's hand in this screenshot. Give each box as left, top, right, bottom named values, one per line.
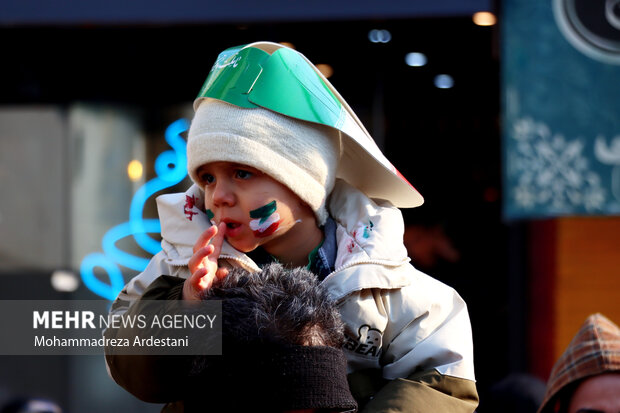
left=183, top=222, right=229, bottom=300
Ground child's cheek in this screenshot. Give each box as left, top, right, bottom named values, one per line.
left=248, top=201, right=282, bottom=238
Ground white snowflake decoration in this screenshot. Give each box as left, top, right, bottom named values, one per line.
left=595, top=135, right=620, bottom=203
left=508, top=117, right=606, bottom=212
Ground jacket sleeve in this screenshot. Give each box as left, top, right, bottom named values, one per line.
left=350, top=369, right=478, bottom=413
left=105, top=251, right=183, bottom=321
left=104, top=254, right=192, bottom=403
left=340, top=267, right=478, bottom=412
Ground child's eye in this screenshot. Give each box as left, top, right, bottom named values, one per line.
left=235, top=169, right=253, bottom=180
left=200, top=173, right=215, bottom=185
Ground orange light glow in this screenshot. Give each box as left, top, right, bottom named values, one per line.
left=473, top=11, right=497, bottom=26
left=316, top=64, right=334, bottom=78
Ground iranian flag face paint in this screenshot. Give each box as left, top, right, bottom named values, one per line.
left=249, top=201, right=282, bottom=238
left=206, top=209, right=215, bottom=224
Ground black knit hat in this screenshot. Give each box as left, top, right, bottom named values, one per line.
left=262, top=345, right=357, bottom=411
left=187, top=343, right=357, bottom=412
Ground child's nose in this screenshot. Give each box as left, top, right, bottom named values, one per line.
left=211, top=180, right=235, bottom=207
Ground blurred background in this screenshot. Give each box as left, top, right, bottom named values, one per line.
left=1, top=0, right=619, bottom=411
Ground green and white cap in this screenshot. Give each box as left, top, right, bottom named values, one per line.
left=193, top=41, right=423, bottom=208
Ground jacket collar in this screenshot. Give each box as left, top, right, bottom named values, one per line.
left=328, top=179, right=409, bottom=268
left=155, top=181, right=411, bottom=291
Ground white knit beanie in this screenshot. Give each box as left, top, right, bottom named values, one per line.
left=187, top=98, right=341, bottom=225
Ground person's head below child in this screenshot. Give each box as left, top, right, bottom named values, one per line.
left=186, top=263, right=357, bottom=413
left=181, top=41, right=423, bottom=300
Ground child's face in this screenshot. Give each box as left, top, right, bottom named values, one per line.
left=197, top=161, right=314, bottom=253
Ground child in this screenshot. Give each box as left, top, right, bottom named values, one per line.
left=105, top=41, right=478, bottom=412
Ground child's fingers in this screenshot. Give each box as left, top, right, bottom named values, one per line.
left=208, top=222, right=227, bottom=262
left=190, top=267, right=208, bottom=287
left=215, top=267, right=229, bottom=281
left=184, top=222, right=226, bottom=300
left=192, top=225, right=218, bottom=254
left=196, top=269, right=214, bottom=290
left=188, top=245, right=215, bottom=274
left=183, top=267, right=210, bottom=300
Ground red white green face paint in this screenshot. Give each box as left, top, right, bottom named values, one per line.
left=249, top=201, right=282, bottom=238
left=205, top=209, right=215, bottom=224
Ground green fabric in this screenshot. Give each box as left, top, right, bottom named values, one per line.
left=306, top=238, right=324, bottom=271
left=347, top=368, right=388, bottom=408
left=349, top=369, right=479, bottom=413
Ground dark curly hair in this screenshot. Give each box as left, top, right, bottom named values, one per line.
left=202, top=263, right=345, bottom=348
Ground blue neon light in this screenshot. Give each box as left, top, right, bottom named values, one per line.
left=80, top=253, right=126, bottom=302
left=80, top=118, right=190, bottom=300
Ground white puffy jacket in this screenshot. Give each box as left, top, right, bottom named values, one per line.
left=107, top=180, right=478, bottom=412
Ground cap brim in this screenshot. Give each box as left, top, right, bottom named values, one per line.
left=339, top=131, right=424, bottom=207
left=284, top=42, right=424, bottom=207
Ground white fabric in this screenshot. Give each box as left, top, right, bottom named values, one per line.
left=187, top=98, right=341, bottom=225
left=108, top=181, right=476, bottom=384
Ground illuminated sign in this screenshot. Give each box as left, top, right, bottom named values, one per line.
left=502, top=0, right=620, bottom=219
left=80, top=119, right=189, bottom=300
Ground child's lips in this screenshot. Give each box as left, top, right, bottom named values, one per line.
left=221, top=219, right=243, bottom=237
